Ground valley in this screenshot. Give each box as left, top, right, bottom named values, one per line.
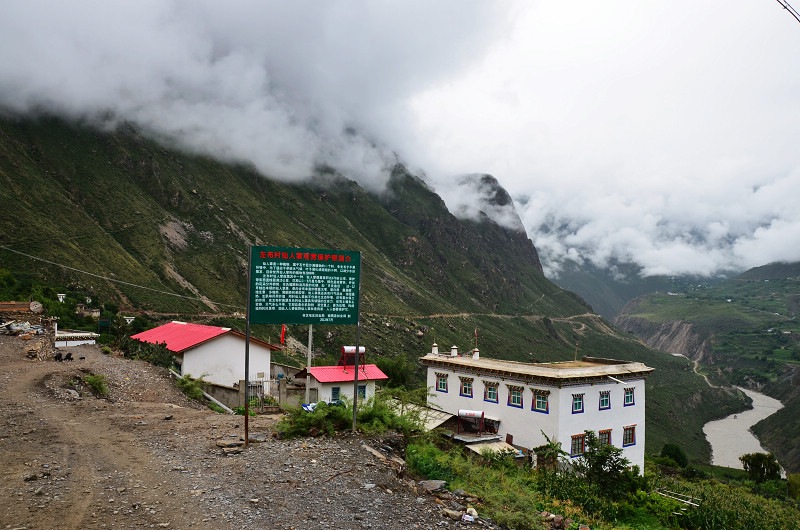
left=0, top=115, right=766, bottom=468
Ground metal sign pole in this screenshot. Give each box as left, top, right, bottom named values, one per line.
left=351, top=252, right=362, bottom=433
left=244, top=247, right=252, bottom=445
left=305, top=324, right=313, bottom=404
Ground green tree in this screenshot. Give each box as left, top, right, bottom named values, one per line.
left=660, top=443, right=689, bottom=468
left=739, top=452, right=781, bottom=483
left=573, top=430, right=642, bottom=499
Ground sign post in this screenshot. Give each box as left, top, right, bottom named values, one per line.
left=245, top=246, right=362, bottom=439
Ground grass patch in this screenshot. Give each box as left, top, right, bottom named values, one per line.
left=175, top=373, right=205, bottom=401
left=276, top=391, right=423, bottom=439
left=82, top=373, right=109, bottom=397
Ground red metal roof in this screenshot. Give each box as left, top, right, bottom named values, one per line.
left=308, top=364, right=388, bottom=383
left=130, top=321, right=232, bottom=353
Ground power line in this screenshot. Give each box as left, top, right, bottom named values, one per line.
left=777, top=0, right=800, bottom=24
left=0, top=245, right=245, bottom=311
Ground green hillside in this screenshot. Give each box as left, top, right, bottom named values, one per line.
left=616, top=262, right=800, bottom=471
left=0, top=115, right=745, bottom=463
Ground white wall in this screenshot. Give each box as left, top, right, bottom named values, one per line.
left=309, top=379, right=377, bottom=403
left=180, top=333, right=271, bottom=389
left=426, top=366, right=647, bottom=471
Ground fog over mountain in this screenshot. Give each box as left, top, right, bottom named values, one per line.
left=3, top=1, right=800, bottom=278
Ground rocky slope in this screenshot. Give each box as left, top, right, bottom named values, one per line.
left=614, top=314, right=710, bottom=361
left=0, top=336, right=502, bottom=529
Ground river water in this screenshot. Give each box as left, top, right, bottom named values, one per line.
left=702, top=387, right=784, bottom=469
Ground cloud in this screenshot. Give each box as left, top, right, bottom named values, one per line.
left=0, top=0, right=505, bottom=190
left=2, top=1, right=799, bottom=278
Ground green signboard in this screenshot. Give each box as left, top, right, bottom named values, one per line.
left=249, top=246, right=361, bottom=325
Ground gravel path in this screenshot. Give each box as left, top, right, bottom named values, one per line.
left=0, top=335, right=497, bottom=530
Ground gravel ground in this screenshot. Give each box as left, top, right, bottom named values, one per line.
left=0, top=334, right=501, bottom=530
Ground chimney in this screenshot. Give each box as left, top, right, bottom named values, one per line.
left=472, top=348, right=480, bottom=360
left=431, top=343, right=439, bottom=355
left=450, top=345, right=458, bottom=357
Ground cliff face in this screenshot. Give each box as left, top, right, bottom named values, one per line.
left=614, top=315, right=710, bottom=361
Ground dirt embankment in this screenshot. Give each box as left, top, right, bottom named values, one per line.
left=614, top=315, right=710, bottom=362
left=0, top=337, right=489, bottom=530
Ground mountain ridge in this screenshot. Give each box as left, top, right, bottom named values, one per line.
left=0, top=114, right=747, bottom=463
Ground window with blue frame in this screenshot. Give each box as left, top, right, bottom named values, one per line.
left=572, top=393, right=584, bottom=414
left=435, top=373, right=448, bottom=392
left=507, top=385, right=523, bottom=408
left=599, top=390, right=611, bottom=410
left=532, top=391, right=549, bottom=413
left=484, top=381, right=499, bottom=403
left=624, top=387, right=635, bottom=406
left=358, top=385, right=366, bottom=400
left=459, top=377, right=473, bottom=398
left=331, top=386, right=340, bottom=401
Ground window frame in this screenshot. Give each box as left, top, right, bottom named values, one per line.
left=599, top=390, right=611, bottom=410
left=572, top=393, right=584, bottom=414
left=435, top=373, right=448, bottom=393
left=624, top=387, right=635, bottom=407
left=598, top=429, right=612, bottom=446
left=331, top=386, right=340, bottom=401
left=570, top=433, right=587, bottom=457
left=357, top=384, right=366, bottom=400
left=459, top=377, right=474, bottom=398
left=507, top=385, right=523, bottom=408
left=484, top=382, right=499, bottom=403
left=623, top=425, right=636, bottom=447
left=533, top=393, right=549, bottom=414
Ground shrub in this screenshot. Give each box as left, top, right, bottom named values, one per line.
left=789, top=473, right=800, bottom=500
left=101, top=346, right=113, bottom=355
left=117, top=336, right=174, bottom=368
left=234, top=406, right=257, bottom=416
left=83, top=374, right=109, bottom=397
left=661, top=443, right=689, bottom=468
left=276, top=392, right=423, bottom=439
left=175, top=374, right=205, bottom=401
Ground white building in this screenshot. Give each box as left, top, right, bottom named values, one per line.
left=421, top=344, right=654, bottom=471
left=295, top=364, right=388, bottom=404
left=131, top=321, right=280, bottom=388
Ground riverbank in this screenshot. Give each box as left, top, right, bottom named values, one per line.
left=703, top=387, right=783, bottom=470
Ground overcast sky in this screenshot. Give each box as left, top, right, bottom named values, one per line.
left=2, top=1, right=799, bottom=278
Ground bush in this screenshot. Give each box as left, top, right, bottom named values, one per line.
left=101, top=346, right=113, bottom=355
left=117, top=336, right=174, bottom=368
left=276, top=392, right=423, bottom=439
left=175, top=374, right=205, bottom=401
left=661, top=443, right=689, bottom=468
left=788, top=474, right=800, bottom=500
left=83, top=374, right=109, bottom=397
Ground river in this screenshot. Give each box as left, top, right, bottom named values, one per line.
left=702, top=387, right=784, bottom=470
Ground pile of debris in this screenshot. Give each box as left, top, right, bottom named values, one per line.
left=418, top=479, right=484, bottom=524
left=1, top=320, right=46, bottom=338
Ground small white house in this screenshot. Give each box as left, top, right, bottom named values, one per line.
left=421, top=344, right=654, bottom=472
left=295, top=364, right=388, bottom=404
left=131, top=321, right=280, bottom=388
left=53, top=321, right=100, bottom=348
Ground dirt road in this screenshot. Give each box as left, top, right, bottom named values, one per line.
left=0, top=336, right=484, bottom=530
